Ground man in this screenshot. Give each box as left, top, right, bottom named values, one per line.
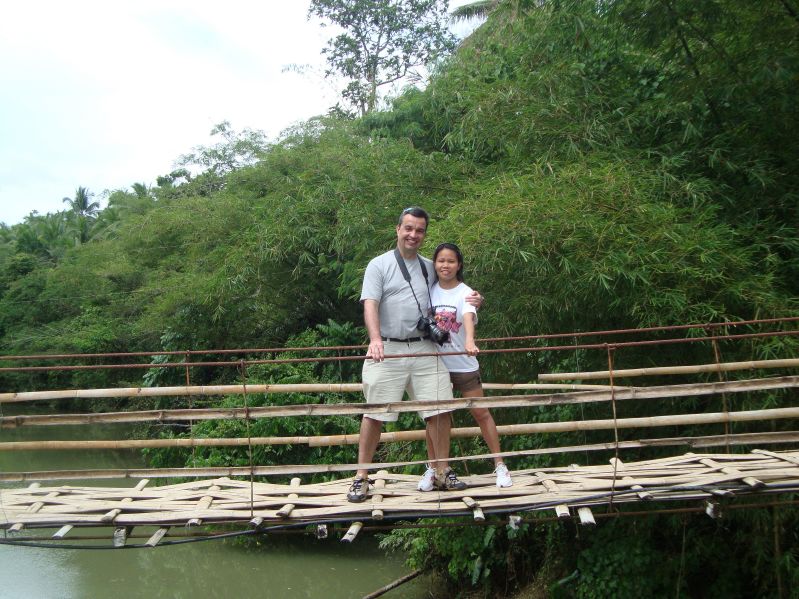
left=347, top=206, right=480, bottom=503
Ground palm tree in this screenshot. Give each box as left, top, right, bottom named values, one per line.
left=131, top=182, right=151, bottom=199
left=14, top=213, right=70, bottom=261
left=63, top=186, right=100, bottom=219
left=451, top=0, right=499, bottom=21
left=35, top=213, right=70, bottom=260
left=62, top=186, right=100, bottom=244
left=451, top=0, right=536, bottom=23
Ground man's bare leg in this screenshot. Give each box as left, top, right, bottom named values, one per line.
left=348, top=416, right=384, bottom=502
left=355, top=416, right=383, bottom=479
left=425, top=412, right=452, bottom=473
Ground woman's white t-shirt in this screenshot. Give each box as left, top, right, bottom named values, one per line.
left=430, top=282, right=479, bottom=373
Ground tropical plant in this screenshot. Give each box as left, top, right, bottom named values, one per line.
left=308, top=0, right=456, bottom=115
left=62, top=186, right=101, bottom=244
left=450, top=0, right=499, bottom=21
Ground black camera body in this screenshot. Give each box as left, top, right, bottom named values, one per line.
left=417, top=315, right=450, bottom=345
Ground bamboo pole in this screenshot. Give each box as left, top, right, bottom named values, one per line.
left=538, top=358, right=799, bottom=381
left=187, top=483, right=220, bottom=526
left=7, top=486, right=799, bottom=530
left=0, top=382, right=617, bottom=404
left=3, top=376, right=797, bottom=429
left=0, top=435, right=317, bottom=451
left=461, top=497, right=485, bottom=522
left=8, top=488, right=57, bottom=532
left=146, top=527, right=169, bottom=547
left=371, top=471, right=388, bottom=521
left=4, top=406, right=799, bottom=452
left=752, top=450, right=799, bottom=467
left=697, top=457, right=765, bottom=489
left=341, top=521, right=363, bottom=543
left=536, top=472, right=570, bottom=518
left=52, top=525, right=73, bottom=539
left=484, top=384, right=621, bottom=390
left=362, top=568, right=424, bottom=599
left=276, top=478, right=302, bottom=519
left=577, top=507, right=596, bottom=526
left=0, top=383, right=364, bottom=403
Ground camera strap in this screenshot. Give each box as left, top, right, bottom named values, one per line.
left=393, top=248, right=429, bottom=317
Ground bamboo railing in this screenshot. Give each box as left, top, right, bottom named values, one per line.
left=2, top=375, right=795, bottom=428
left=0, top=382, right=615, bottom=404
left=537, top=358, right=799, bottom=381
left=1, top=317, right=797, bottom=539
left=3, top=405, right=799, bottom=452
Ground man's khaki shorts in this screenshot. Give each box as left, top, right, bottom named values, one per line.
left=362, top=339, right=454, bottom=422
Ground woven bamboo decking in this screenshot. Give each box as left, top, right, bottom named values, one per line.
left=3, top=450, right=799, bottom=537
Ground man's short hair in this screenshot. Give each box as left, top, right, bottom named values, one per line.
left=398, top=206, right=429, bottom=228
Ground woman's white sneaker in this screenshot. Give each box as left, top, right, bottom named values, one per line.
left=495, top=463, right=513, bottom=488
left=417, top=466, right=437, bottom=491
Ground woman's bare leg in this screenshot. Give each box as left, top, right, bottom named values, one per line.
left=464, top=387, right=504, bottom=466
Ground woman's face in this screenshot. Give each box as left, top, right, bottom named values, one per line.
left=434, top=248, right=461, bottom=283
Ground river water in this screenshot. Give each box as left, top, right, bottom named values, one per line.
left=0, top=415, right=428, bottom=599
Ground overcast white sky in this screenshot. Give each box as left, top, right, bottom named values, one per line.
left=0, top=1, right=477, bottom=226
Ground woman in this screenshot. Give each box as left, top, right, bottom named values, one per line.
left=419, top=242, right=512, bottom=489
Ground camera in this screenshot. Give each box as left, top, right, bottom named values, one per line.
left=417, top=315, right=450, bottom=345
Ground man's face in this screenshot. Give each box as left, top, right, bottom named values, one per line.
left=396, top=214, right=427, bottom=254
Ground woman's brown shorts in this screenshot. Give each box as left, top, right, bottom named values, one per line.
left=449, top=369, right=482, bottom=393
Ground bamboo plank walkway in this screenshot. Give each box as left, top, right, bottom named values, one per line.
left=3, top=450, right=799, bottom=535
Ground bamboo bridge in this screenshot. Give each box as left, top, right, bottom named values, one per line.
left=1, top=317, right=798, bottom=548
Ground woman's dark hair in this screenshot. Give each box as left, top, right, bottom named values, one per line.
left=433, top=242, right=465, bottom=282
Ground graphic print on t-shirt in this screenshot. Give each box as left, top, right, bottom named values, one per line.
left=434, top=304, right=461, bottom=334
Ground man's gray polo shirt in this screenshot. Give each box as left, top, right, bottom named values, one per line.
left=360, top=250, right=435, bottom=340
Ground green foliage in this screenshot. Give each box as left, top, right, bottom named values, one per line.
left=11, top=213, right=72, bottom=262
left=382, top=520, right=499, bottom=586
left=174, top=121, right=270, bottom=195
left=434, top=159, right=790, bottom=340
left=380, top=518, right=553, bottom=594
left=308, top=0, right=456, bottom=115
left=371, top=0, right=799, bottom=293
left=563, top=509, right=799, bottom=599
left=62, top=186, right=100, bottom=245
left=144, top=323, right=366, bottom=479
left=358, top=88, right=440, bottom=151
left=450, top=0, right=498, bottom=22
left=575, top=520, right=677, bottom=598
left=92, top=184, right=157, bottom=239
